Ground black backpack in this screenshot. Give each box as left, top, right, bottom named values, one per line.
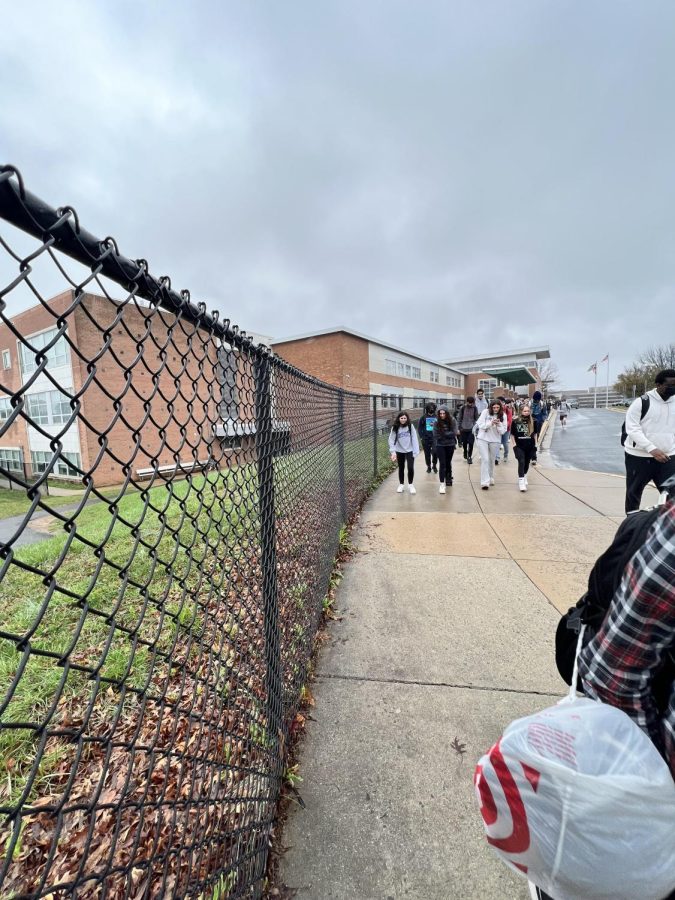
left=620, top=395, right=650, bottom=447
left=555, top=499, right=674, bottom=710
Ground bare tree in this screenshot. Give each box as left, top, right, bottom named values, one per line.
left=614, top=344, right=675, bottom=397
left=639, top=344, right=675, bottom=371
left=537, top=359, right=560, bottom=398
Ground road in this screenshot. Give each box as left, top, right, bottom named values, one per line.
left=549, top=407, right=626, bottom=475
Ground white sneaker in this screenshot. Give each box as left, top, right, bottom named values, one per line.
left=409, top=484, right=416, bottom=494
left=439, top=483, right=446, bottom=494
left=519, top=478, right=526, bottom=492
left=397, top=485, right=404, bottom=493
left=524, top=474, right=528, bottom=486
left=489, top=477, right=495, bottom=486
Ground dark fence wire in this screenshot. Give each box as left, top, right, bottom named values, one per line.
left=0, top=167, right=434, bottom=899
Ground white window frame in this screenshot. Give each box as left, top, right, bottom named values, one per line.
left=412, top=366, right=421, bottom=380
left=0, top=447, right=23, bottom=472
left=2, top=349, right=10, bottom=369
left=0, top=397, right=11, bottom=422
left=18, top=327, right=70, bottom=375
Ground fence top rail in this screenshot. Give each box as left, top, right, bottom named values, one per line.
left=0, top=163, right=371, bottom=400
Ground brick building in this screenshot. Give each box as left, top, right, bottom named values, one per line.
left=0, top=292, right=250, bottom=486
left=442, top=347, right=551, bottom=401
left=271, top=327, right=467, bottom=411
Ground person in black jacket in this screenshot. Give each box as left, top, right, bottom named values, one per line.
left=417, top=402, right=438, bottom=474
left=433, top=406, right=458, bottom=494
left=455, top=396, right=479, bottom=464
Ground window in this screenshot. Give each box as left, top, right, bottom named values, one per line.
left=412, top=366, right=421, bottom=380
left=478, top=378, right=498, bottom=400
left=412, top=396, right=424, bottom=409
left=31, top=450, right=81, bottom=477
left=405, top=364, right=411, bottom=377
left=429, top=368, right=439, bottom=384
left=49, top=391, right=72, bottom=424
left=2, top=349, right=9, bottom=369
left=0, top=397, right=10, bottom=422
left=26, top=394, right=49, bottom=425
left=397, top=362, right=405, bottom=376
left=19, top=327, right=70, bottom=375
left=217, top=346, right=239, bottom=420
left=385, top=359, right=397, bottom=376
left=0, top=447, right=23, bottom=472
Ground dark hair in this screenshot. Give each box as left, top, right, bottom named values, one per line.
left=476, top=388, right=484, bottom=393
left=655, top=369, right=675, bottom=384
left=425, top=402, right=437, bottom=414
left=392, top=411, right=412, bottom=433
left=466, top=395, right=475, bottom=403
left=489, top=399, right=504, bottom=421
left=436, top=407, right=455, bottom=431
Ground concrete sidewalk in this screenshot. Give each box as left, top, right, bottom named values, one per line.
left=279, top=448, right=659, bottom=899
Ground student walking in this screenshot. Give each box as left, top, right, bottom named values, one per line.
left=432, top=406, right=458, bottom=493
left=530, top=390, right=547, bottom=464
left=558, top=399, right=570, bottom=428
left=623, top=369, right=675, bottom=513
left=474, top=388, right=488, bottom=416
left=511, top=403, right=537, bottom=492
left=476, top=400, right=507, bottom=490
left=494, top=396, right=513, bottom=465
left=417, top=402, right=438, bottom=473
left=388, top=411, right=420, bottom=494
left=456, top=396, right=478, bottom=464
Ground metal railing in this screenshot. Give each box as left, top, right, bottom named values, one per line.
left=0, top=166, right=420, bottom=898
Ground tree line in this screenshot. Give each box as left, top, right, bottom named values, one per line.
left=614, top=344, right=675, bottom=397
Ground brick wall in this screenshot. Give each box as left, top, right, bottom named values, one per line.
left=272, top=332, right=370, bottom=392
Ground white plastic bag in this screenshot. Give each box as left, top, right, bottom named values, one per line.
left=475, top=696, right=675, bottom=900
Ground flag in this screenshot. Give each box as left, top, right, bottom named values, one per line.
left=587, top=363, right=597, bottom=373
left=600, top=354, right=609, bottom=363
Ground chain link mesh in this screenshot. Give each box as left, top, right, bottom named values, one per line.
left=0, top=167, right=405, bottom=898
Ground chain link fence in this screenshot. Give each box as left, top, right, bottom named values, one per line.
left=0, top=166, right=416, bottom=898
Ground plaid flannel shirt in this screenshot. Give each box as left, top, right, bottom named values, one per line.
left=578, top=481, right=675, bottom=777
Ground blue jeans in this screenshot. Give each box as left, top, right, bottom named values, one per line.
left=494, top=431, right=510, bottom=460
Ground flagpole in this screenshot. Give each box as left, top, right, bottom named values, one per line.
left=605, top=354, right=609, bottom=409
left=593, top=363, right=597, bottom=409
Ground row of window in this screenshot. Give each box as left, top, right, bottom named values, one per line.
left=380, top=394, right=456, bottom=410
left=460, top=360, right=538, bottom=374
left=17, top=327, right=71, bottom=375
left=0, top=391, right=73, bottom=426
left=0, top=447, right=81, bottom=477
left=383, top=357, right=464, bottom=386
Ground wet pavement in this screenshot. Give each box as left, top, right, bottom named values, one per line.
left=549, top=407, right=625, bottom=475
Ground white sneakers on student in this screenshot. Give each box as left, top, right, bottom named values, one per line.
left=519, top=477, right=527, bottom=492
left=397, top=484, right=404, bottom=493
left=524, top=474, right=528, bottom=486
left=489, top=477, right=495, bottom=486
left=409, top=485, right=416, bottom=494
left=439, top=483, right=446, bottom=494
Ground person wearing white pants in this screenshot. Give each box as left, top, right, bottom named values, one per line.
left=476, top=400, right=507, bottom=490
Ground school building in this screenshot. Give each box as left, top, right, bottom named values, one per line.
left=0, top=291, right=260, bottom=486
left=442, top=347, right=550, bottom=400
left=271, top=327, right=467, bottom=411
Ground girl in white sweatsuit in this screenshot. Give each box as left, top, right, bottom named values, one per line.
left=476, top=401, right=507, bottom=489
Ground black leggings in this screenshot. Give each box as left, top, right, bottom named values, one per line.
left=514, top=443, right=535, bottom=478
left=437, top=446, right=455, bottom=484
left=397, top=451, right=415, bottom=484
left=422, top=441, right=437, bottom=469
left=459, top=429, right=475, bottom=458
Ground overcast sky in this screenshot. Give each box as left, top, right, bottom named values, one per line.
left=2, top=0, right=674, bottom=389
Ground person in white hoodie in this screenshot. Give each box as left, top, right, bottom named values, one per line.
left=623, top=369, right=675, bottom=514
left=388, top=410, right=420, bottom=494
left=476, top=399, right=507, bottom=490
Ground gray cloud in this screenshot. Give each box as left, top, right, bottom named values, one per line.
left=2, top=0, right=675, bottom=388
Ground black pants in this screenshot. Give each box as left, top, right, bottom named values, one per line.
left=422, top=440, right=437, bottom=470
left=397, top=451, right=415, bottom=484
left=514, top=442, right=536, bottom=478
left=459, top=429, right=475, bottom=458
left=437, top=446, right=455, bottom=484
left=624, top=453, right=675, bottom=513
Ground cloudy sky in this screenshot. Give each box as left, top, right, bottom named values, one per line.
left=1, top=0, right=674, bottom=389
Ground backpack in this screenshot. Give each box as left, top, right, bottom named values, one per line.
left=620, top=394, right=650, bottom=447
left=555, top=499, right=674, bottom=710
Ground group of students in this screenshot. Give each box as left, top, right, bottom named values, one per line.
left=388, top=389, right=549, bottom=494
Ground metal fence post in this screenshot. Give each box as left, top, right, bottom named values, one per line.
left=398, top=395, right=403, bottom=411
left=254, top=355, right=283, bottom=759
left=372, top=394, right=378, bottom=477
left=337, top=392, right=346, bottom=521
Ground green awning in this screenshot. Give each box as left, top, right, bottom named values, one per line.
left=483, top=366, right=537, bottom=387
